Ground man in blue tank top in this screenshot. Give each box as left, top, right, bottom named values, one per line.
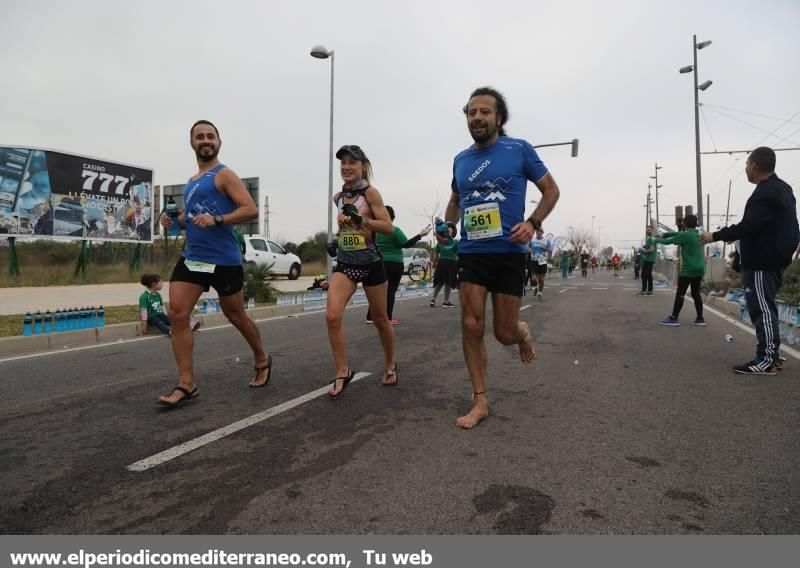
left=157, top=120, right=272, bottom=407
left=447, top=87, right=561, bottom=429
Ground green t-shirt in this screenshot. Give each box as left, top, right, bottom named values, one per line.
left=656, top=230, right=705, bottom=278
left=560, top=252, right=569, bottom=265
left=642, top=235, right=657, bottom=263
left=376, top=226, right=410, bottom=264
left=436, top=239, right=460, bottom=262
left=139, top=290, right=165, bottom=317
left=233, top=229, right=246, bottom=263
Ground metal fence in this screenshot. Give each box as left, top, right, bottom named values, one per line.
left=277, top=283, right=434, bottom=313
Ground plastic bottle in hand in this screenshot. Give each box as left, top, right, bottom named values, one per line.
left=165, top=196, right=180, bottom=236
left=434, top=218, right=457, bottom=250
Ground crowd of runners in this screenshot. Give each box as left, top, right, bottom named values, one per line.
left=153, top=85, right=797, bottom=429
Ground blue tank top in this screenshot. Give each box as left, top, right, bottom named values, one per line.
left=182, top=164, right=242, bottom=266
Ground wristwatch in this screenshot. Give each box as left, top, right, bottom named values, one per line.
left=527, top=217, right=542, bottom=231
left=213, top=215, right=224, bottom=227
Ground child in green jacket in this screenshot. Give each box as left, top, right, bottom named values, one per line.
left=655, top=214, right=706, bottom=327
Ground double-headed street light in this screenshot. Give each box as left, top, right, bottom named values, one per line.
left=310, top=44, right=335, bottom=279
left=680, top=35, right=712, bottom=227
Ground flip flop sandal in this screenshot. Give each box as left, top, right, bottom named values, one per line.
left=249, top=354, right=273, bottom=388
left=382, top=364, right=399, bottom=386
left=158, top=386, right=198, bottom=407
left=329, top=368, right=355, bottom=399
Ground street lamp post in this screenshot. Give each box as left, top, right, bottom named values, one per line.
left=310, top=44, right=335, bottom=279
left=649, top=162, right=662, bottom=228
left=680, top=35, right=712, bottom=228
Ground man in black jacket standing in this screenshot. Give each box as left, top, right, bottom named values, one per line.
left=702, top=147, right=800, bottom=375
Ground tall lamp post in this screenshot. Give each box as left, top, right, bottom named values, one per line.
left=680, top=35, right=712, bottom=228
left=310, top=44, right=335, bottom=279
left=649, top=162, right=662, bottom=228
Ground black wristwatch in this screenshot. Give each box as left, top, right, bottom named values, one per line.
left=213, top=214, right=224, bottom=227
left=527, top=217, right=542, bottom=231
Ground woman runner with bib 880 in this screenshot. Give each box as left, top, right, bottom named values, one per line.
left=326, top=145, right=397, bottom=398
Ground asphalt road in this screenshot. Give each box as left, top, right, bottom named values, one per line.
left=1, top=270, right=798, bottom=534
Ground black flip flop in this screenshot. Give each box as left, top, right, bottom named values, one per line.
left=158, top=386, right=198, bottom=407
left=249, top=354, right=273, bottom=388
left=382, top=364, right=399, bottom=387
left=329, top=368, right=355, bottom=399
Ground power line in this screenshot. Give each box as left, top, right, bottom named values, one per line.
left=700, top=105, right=718, bottom=152
left=701, top=103, right=800, bottom=125
left=704, top=107, right=800, bottom=147
left=704, top=109, right=800, bottom=201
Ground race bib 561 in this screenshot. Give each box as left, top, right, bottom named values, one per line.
left=463, top=203, right=502, bottom=240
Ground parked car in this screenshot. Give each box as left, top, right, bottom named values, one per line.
left=403, top=247, right=430, bottom=281
left=244, top=236, right=302, bottom=279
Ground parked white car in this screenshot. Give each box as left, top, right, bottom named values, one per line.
left=403, top=248, right=430, bottom=280
left=244, top=236, right=302, bottom=279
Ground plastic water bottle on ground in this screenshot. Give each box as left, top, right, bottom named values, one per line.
left=724, top=334, right=734, bottom=342
left=23, top=312, right=32, bottom=336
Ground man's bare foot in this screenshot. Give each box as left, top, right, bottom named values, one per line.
left=518, top=322, right=536, bottom=364
left=456, top=394, right=489, bottom=429
left=249, top=354, right=272, bottom=388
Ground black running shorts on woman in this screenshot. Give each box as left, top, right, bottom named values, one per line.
left=334, top=261, right=387, bottom=287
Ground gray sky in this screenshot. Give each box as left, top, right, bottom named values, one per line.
left=2, top=0, right=799, bottom=251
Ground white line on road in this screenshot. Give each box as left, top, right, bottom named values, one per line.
left=520, top=305, right=531, bottom=311
left=591, top=287, right=609, bottom=290
left=704, top=305, right=800, bottom=361
left=559, top=289, right=569, bottom=294
left=127, top=372, right=373, bottom=472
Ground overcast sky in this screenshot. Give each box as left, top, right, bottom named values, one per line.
left=2, top=0, right=799, bottom=251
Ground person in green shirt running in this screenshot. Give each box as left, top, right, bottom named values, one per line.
left=655, top=214, right=706, bottom=326
left=638, top=226, right=658, bottom=296
left=139, top=273, right=201, bottom=335
left=430, top=223, right=460, bottom=307
left=365, top=205, right=431, bottom=324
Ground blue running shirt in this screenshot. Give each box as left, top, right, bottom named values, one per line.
left=182, top=164, right=242, bottom=266
left=530, top=236, right=552, bottom=261
left=451, top=136, right=548, bottom=254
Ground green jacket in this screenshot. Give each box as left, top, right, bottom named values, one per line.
left=642, top=235, right=657, bottom=263
left=655, top=230, right=705, bottom=278
left=376, top=226, right=422, bottom=264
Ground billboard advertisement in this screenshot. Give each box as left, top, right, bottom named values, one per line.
left=0, top=146, right=154, bottom=242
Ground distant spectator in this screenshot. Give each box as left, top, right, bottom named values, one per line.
left=140, top=273, right=201, bottom=336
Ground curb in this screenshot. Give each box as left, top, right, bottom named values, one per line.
left=0, top=305, right=303, bottom=358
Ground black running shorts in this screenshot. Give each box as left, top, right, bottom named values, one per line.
left=170, top=257, right=244, bottom=297
left=334, top=260, right=387, bottom=287
left=457, top=253, right=526, bottom=297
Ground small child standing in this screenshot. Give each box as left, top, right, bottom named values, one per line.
left=139, top=274, right=201, bottom=335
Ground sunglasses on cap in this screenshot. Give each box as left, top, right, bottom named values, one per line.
left=335, top=145, right=367, bottom=162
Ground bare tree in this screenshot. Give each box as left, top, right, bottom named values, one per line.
left=417, top=192, right=443, bottom=250
left=566, top=226, right=593, bottom=255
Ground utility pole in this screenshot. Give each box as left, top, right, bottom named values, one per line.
left=650, top=163, right=663, bottom=228
left=722, top=181, right=732, bottom=258
left=263, top=195, right=270, bottom=238
left=646, top=183, right=652, bottom=230
left=706, top=194, right=710, bottom=231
